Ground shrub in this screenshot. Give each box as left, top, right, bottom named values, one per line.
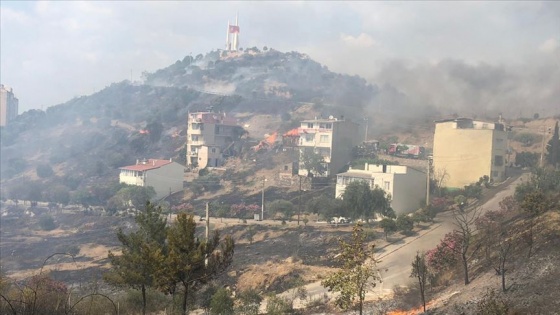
left=210, top=288, right=234, bottom=315
left=477, top=289, right=509, bottom=315
left=38, top=214, right=57, bottom=231
left=265, top=295, right=293, bottom=315
left=36, top=164, right=54, bottom=178
left=396, top=215, right=413, bottom=235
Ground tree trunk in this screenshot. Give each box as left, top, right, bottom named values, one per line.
left=359, top=295, right=363, bottom=315
left=420, top=285, right=426, bottom=312
left=462, top=253, right=469, bottom=285
left=182, top=283, right=189, bottom=315
left=141, top=284, right=146, bottom=315
left=501, top=266, right=507, bottom=292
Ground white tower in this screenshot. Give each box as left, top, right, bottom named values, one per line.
left=225, top=14, right=240, bottom=51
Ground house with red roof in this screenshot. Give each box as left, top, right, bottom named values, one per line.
left=119, top=159, right=186, bottom=199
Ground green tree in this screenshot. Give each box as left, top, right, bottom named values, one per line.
left=300, top=148, right=326, bottom=177
left=515, top=151, right=539, bottom=168
left=396, top=215, right=414, bottom=235
left=410, top=252, right=429, bottom=313
left=341, top=181, right=374, bottom=220
left=322, top=223, right=381, bottom=315
left=235, top=288, right=262, bottom=315
left=158, top=213, right=234, bottom=314
left=105, top=202, right=167, bottom=315
left=210, top=287, right=234, bottom=315
left=379, top=218, right=397, bottom=240
left=38, top=214, right=57, bottom=231
left=266, top=200, right=295, bottom=220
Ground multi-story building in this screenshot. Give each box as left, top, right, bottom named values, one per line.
left=297, top=116, right=359, bottom=177
left=186, top=111, right=240, bottom=169
left=336, top=163, right=426, bottom=215
left=0, top=85, right=19, bottom=127
left=433, top=118, right=507, bottom=188
left=119, top=159, right=186, bottom=199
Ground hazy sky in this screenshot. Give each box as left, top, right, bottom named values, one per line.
left=1, top=1, right=559, bottom=113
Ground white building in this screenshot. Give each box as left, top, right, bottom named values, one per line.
left=119, top=159, right=186, bottom=199
left=297, top=117, right=360, bottom=177
left=0, top=84, right=19, bottom=127
left=186, top=111, right=241, bottom=169
left=336, top=163, right=426, bottom=215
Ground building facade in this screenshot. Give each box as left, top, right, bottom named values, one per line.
left=297, top=117, right=359, bottom=177
left=119, top=159, right=186, bottom=199
left=186, top=112, right=240, bottom=169
left=0, top=85, right=19, bottom=127
left=433, top=118, right=507, bottom=189
left=336, top=163, right=426, bottom=215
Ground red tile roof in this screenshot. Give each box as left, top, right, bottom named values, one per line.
left=120, top=159, right=172, bottom=171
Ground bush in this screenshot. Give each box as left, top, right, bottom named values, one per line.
left=36, top=164, right=54, bottom=178
left=38, top=214, right=57, bottom=231
left=515, top=151, right=539, bottom=168
left=477, top=289, right=509, bottom=315
left=396, top=215, right=413, bottom=235
left=513, top=132, right=541, bottom=147
left=267, top=200, right=295, bottom=219
left=265, top=295, right=293, bottom=315
left=235, top=288, right=262, bottom=315
left=210, top=288, right=234, bottom=315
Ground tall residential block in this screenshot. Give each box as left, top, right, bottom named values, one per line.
left=297, top=116, right=360, bottom=177
left=0, top=85, right=19, bottom=127
left=186, top=111, right=241, bottom=169
left=433, top=118, right=507, bottom=188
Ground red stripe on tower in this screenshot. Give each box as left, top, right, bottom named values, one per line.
left=229, top=25, right=240, bottom=33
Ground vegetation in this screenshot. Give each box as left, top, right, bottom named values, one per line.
left=341, top=181, right=393, bottom=221
left=322, top=223, right=381, bottom=315
left=105, top=201, right=167, bottom=315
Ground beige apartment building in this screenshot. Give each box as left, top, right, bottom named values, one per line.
left=336, top=163, right=426, bottom=215
left=297, top=116, right=359, bottom=177
left=119, top=159, right=186, bottom=199
left=0, top=85, right=19, bottom=127
left=186, top=111, right=240, bottom=169
left=433, top=118, right=507, bottom=189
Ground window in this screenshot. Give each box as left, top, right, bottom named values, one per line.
left=284, top=165, right=289, bottom=171
left=320, top=135, right=329, bottom=143
left=211, top=148, right=216, bottom=153
left=384, top=181, right=390, bottom=190
left=305, top=134, right=314, bottom=142
left=192, top=123, right=200, bottom=130
left=494, top=155, right=504, bottom=166
left=307, top=123, right=314, bottom=128
left=192, top=135, right=199, bottom=141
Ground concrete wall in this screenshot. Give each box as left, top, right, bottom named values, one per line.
left=144, top=162, right=186, bottom=199
left=433, top=121, right=506, bottom=188
left=392, top=168, right=426, bottom=214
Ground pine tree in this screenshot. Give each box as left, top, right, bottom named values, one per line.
left=105, top=201, right=167, bottom=315
left=158, top=213, right=234, bottom=314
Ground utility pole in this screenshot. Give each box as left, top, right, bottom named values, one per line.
left=298, top=175, right=302, bottom=225
left=426, top=157, right=432, bottom=207
left=261, top=178, right=266, bottom=221
left=205, top=202, right=210, bottom=240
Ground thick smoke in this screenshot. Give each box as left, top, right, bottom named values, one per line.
left=368, top=55, right=560, bottom=120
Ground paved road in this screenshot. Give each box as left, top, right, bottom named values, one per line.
left=274, top=173, right=529, bottom=309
